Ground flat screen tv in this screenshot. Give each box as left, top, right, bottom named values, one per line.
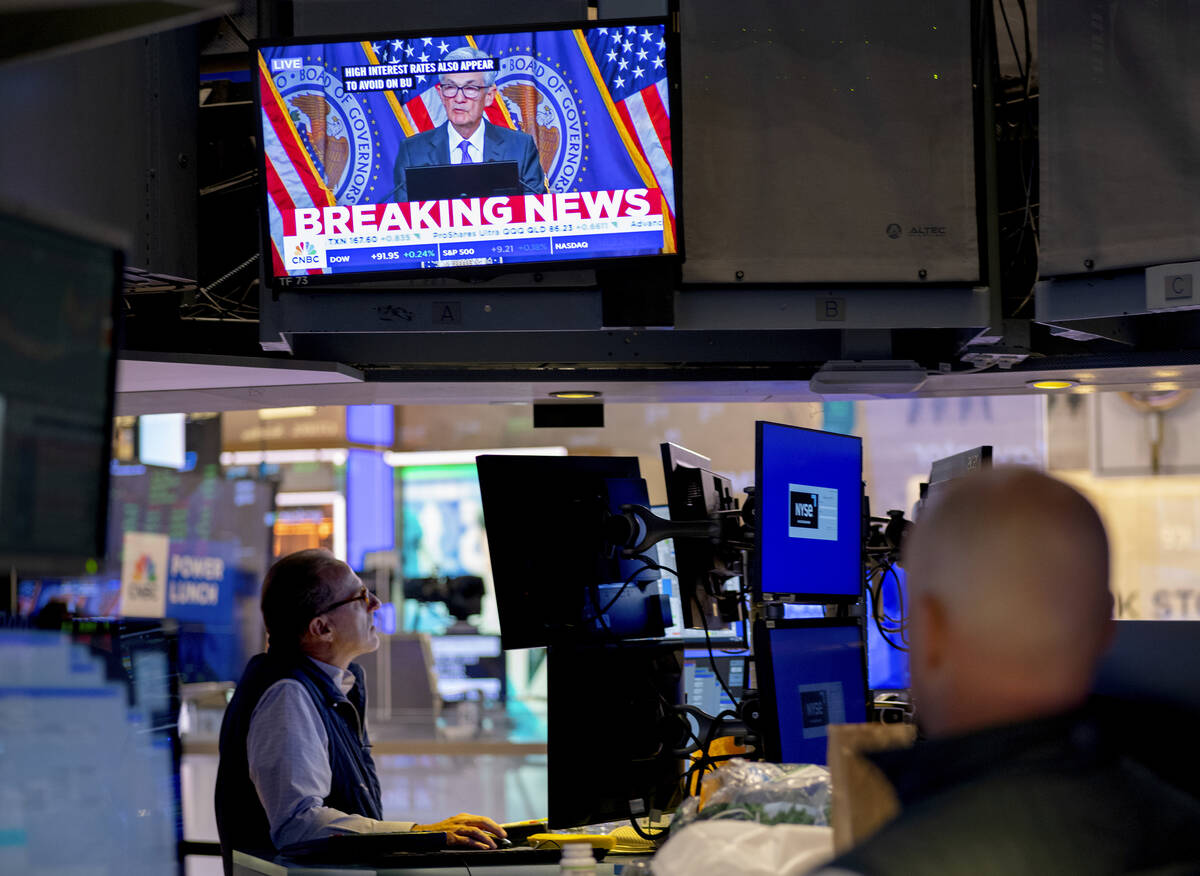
left=253, top=17, right=680, bottom=284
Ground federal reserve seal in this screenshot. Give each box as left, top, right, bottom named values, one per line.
left=273, top=63, right=376, bottom=205
left=495, top=53, right=586, bottom=193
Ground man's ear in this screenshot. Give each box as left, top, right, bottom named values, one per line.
left=306, top=614, right=334, bottom=643
left=483, top=86, right=496, bottom=108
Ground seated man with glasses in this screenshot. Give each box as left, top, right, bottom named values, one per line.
left=388, top=45, right=547, bottom=203
left=215, top=549, right=505, bottom=874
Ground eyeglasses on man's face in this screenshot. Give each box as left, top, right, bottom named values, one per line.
left=315, top=585, right=372, bottom=616
left=438, top=82, right=487, bottom=99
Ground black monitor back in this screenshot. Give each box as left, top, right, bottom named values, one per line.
left=0, top=209, right=120, bottom=574
left=477, top=454, right=665, bottom=651
left=547, top=643, right=684, bottom=828
left=660, top=442, right=734, bottom=630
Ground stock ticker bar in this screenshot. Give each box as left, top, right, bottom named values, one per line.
left=280, top=188, right=666, bottom=273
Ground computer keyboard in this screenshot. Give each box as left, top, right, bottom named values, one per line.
left=279, top=832, right=597, bottom=868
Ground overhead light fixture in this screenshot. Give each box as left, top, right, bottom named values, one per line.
left=808, top=360, right=927, bottom=396
left=1027, top=379, right=1077, bottom=390
left=258, top=406, right=319, bottom=420
left=549, top=390, right=602, bottom=399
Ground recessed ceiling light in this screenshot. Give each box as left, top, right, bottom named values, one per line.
left=1151, top=382, right=1181, bottom=392
left=1154, top=370, right=1182, bottom=379
left=1072, top=386, right=1097, bottom=394
left=549, top=391, right=602, bottom=399
left=1027, top=379, right=1077, bottom=390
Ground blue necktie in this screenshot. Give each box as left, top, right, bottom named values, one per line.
left=458, top=141, right=474, bottom=164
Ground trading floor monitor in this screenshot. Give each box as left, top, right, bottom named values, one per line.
left=660, top=442, right=740, bottom=630
left=755, top=618, right=869, bottom=765
left=754, top=421, right=864, bottom=602
left=650, top=508, right=743, bottom=645
left=0, top=208, right=120, bottom=575
left=683, top=647, right=749, bottom=718
left=477, top=454, right=670, bottom=650
left=546, top=643, right=684, bottom=828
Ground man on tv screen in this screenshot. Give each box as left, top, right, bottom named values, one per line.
left=389, top=47, right=546, bottom=203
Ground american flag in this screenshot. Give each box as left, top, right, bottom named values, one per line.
left=582, top=24, right=675, bottom=223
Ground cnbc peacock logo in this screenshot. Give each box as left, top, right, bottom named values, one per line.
left=129, top=553, right=158, bottom=600
left=283, top=234, right=327, bottom=271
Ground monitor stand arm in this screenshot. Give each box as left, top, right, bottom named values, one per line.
left=605, top=503, right=721, bottom=556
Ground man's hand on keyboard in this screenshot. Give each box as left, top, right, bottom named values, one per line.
left=414, top=813, right=508, bottom=849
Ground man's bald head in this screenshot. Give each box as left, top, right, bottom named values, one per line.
left=904, top=467, right=1114, bottom=736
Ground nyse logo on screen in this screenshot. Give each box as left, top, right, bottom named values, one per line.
left=801, top=690, right=829, bottom=728
left=787, top=484, right=839, bottom=542
left=271, top=57, right=302, bottom=72
left=282, top=235, right=328, bottom=271
left=796, top=682, right=846, bottom=740
left=790, top=491, right=819, bottom=529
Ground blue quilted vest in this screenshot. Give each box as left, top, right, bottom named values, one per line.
left=214, top=651, right=383, bottom=874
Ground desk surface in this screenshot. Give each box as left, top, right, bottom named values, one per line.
left=186, top=738, right=547, bottom=756
left=232, top=850, right=629, bottom=875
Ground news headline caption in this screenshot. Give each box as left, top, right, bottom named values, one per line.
left=341, top=57, right=497, bottom=93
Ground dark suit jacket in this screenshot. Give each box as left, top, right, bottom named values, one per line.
left=829, top=709, right=1200, bottom=875
left=389, top=121, right=547, bottom=202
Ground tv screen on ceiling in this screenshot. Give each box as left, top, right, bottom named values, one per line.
left=254, top=17, right=680, bottom=283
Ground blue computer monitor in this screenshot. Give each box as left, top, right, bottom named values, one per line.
left=682, top=648, right=749, bottom=717
left=754, top=618, right=869, bottom=764
left=754, top=421, right=864, bottom=601
left=429, top=634, right=506, bottom=703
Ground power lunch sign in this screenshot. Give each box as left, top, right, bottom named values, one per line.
left=119, top=533, right=236, bottom=624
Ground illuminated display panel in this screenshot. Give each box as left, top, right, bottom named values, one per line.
left=253, top=17, right=680, bottom=282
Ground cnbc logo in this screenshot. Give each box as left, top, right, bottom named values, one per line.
left=129, top=553, right=159, bottom=600
left=283, top=235, right=327, bottom=270
left=133, top=553, right=157, bottom=583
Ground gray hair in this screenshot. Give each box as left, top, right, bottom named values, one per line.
left=440, top=46, right=498, bottom=88
left=261, top=549, right=349, bottom=652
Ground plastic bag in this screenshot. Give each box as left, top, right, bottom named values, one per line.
left=653, top=820, right=834, bottom=876
left=672, top=760, right=833, bottom=832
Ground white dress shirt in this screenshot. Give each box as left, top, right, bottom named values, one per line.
left=448, top=119, right=487, bottom=164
